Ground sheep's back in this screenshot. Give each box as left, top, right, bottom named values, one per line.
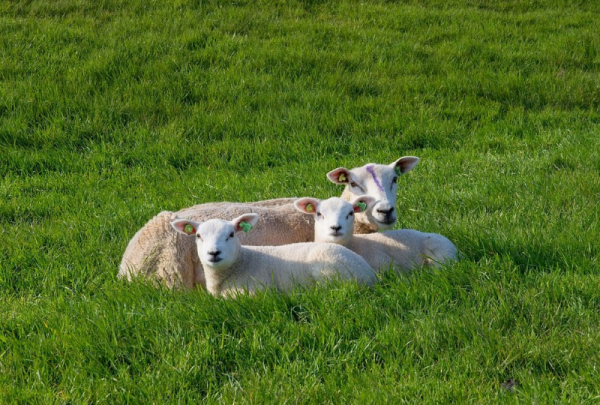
left=119, top=211, right=199, bottom=288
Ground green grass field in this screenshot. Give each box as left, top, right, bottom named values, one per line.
left=1, top=0, right=600, bottom=402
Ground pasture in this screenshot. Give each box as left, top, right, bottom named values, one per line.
left=1, top=0, right=600, bottom=402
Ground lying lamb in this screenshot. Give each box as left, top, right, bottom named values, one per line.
left=118, top=201, right=312, bottom=289
left=118, top=156, right=419, bottom=288
left=294, top=196, right=458, bottom=273
left=170, top=213, right=377, bottom=297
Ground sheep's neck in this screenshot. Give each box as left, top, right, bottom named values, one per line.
left=203, top=257, right=240, bottom=297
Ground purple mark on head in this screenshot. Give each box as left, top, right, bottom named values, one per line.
left=366, top=165, right=384, bottom=192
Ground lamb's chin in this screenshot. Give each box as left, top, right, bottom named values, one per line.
left=326, top=234, right=347, bottom=244
left=373, top=219, right=396, bottom=230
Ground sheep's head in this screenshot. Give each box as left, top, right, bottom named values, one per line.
left=327, top=156, right=419, bottom=231
left=295, top=196, right=377, bottom=245
left=171, top=214, right=259, bottom=271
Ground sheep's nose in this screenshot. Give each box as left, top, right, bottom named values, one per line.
left=330, top=225, right=342, bottom=232
left=376, top=207, right=394, bottom=216
left=208, top=250, right=221, bottom=257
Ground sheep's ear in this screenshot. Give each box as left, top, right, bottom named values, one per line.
left=231, top=213, right=259, bottom=233
left=326, top=167, right=351, bottom=184
left=351, top=196, right=377, bottom=213
left=171, top=219, right=201, bottom=235
left=294, top=198, right=320, bottom=215
left=390, top=156, right=420, bottom=175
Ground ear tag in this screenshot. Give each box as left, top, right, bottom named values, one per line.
left=356, top=201, right=367, bottom=212
left=338, top=173, right=347, bottom=182
left=239, top=221, right=253, bottom=233
left=395, top=166, right=402, bottom=176
left=306, top=203, right=314, bottom=212
left=184, top=224, right=195, bottom=234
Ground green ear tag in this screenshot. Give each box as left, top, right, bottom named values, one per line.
left=356, top=201, right=367, bottom=212
left=395, top=166, right=402, bottom=176
left=338, top=173, right=347, bottom=182
left=240, top=221, right=252, bottom=233
left=306, top=203, right=314, bottom=212
left=184, top=224, right=195, bottom=234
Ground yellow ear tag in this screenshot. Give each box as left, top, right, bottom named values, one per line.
left=338, top=173, right=347, bottom=182
left=184, top=224, right=195, bottom=234
left=356, top=201, right=367, bottom=212
left=240, top=222, right=252, bottom=233
left=306, top=203, right=314, bottom=212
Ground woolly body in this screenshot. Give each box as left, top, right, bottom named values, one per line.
left=344, top=230, right=458, bottom=272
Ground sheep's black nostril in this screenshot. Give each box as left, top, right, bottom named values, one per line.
left=376, top=208, right=394, bottom=215
left=330, top=225, right=342, bottom=231
left=208, top=250, right=221, bottom=257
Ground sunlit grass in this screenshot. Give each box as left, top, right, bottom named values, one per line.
left=1, top=0, right=599, bottom=402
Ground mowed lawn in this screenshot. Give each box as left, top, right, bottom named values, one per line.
left=1, top=0, right=600, bottom=402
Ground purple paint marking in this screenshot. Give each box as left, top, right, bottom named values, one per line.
left=366, top=165, right=384, bottom=192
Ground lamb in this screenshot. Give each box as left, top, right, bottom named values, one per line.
left=294, top=196, right=458, bottom=273
left=326, top=156, right=420, bottom=234
left=118, top=201, right=313, bottom=289
left=118, top=156, right=420, bottom=288
left=170, top=213, right=377, bottom=297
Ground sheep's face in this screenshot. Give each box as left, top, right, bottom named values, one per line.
left=171, top=214, right=259, bottom=272
left=327, top=157, right=419, bottom=230
left=294, top=196, right=376, bottom=245
left=194, top=219, right=241, bottom=271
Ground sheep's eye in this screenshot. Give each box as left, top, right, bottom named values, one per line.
left=229, top=232, right=234, bottom=238
left=196, top=234, right=202, bottom=239
left=350, top=181, right=364, bottom=192
left=316, top=212, right=322, bottom=217
left=391, top=177, right=398, bottom=190
left=347, top=211, right=354, bottom=218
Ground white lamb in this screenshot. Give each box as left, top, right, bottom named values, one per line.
left=170, top=213, right=377, bottom=297
left=118, top=201, right=313, bottom=289
left=294, top=196, right=458, bottom=273
left=118, top=156, right=420, bottom=288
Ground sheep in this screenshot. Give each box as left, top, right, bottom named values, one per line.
left=327, top=156, right=420, bottom=234
left=118, top=156, right=420, bottom=288
left=294, top=196, right=458, bottom=273
left=170, top=213, right=377, bottom=297
left=118, top=201, right=313, bottom=289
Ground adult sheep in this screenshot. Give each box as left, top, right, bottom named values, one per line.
left=118, top=157, right=419, bottom=288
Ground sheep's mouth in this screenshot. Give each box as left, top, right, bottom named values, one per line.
left=374, top=219, right=396, bottom=228
left=328, top=231, right=345, bottom=238
left=207, top=257, right=222, bottom=263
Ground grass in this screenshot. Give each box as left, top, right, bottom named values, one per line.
left=1, top=0, right=600, bottom=402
